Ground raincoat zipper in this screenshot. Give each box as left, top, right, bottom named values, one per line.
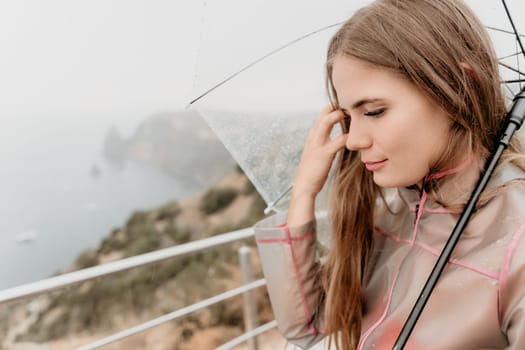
left=414, top=183, right=425, bottom=224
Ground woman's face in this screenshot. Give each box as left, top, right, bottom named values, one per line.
left=332, top=56, right=452, bottom=188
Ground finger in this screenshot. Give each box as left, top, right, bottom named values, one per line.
left=312, top=104, right=336, bottom=129
left=321, top=103, right=335, bottom=115
left=322, top=109, right=345, bottom=127
left=315, top=109, right=345, bottom=142
left=308, top=106, right=343, bottom=145
left=326, top=133, right=348, bottom=154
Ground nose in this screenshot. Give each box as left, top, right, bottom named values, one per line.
left=345, top=118, right=372, bottom=151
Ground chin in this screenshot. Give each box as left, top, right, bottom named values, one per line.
left=373, top=174, right=419, bottom=188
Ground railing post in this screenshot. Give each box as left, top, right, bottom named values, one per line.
left=238, top=246, right=259, bottom=350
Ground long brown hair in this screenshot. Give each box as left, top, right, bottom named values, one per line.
left=321, top=0, right=525, bottom=349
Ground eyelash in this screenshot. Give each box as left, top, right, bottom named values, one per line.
left=364, top=108, right=386, bottom=117
left=341, top=108, right=385, bottom=124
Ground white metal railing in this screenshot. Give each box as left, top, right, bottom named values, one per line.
left=0, top=226, right=279, bottom=349
left=77, top=279, right=268, bottom=350
left=0, top=226, right=254, bottom=304
left=216, top=320, right=278, bottom=350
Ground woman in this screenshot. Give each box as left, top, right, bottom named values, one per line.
left=254, top=0, right=525, bottom=349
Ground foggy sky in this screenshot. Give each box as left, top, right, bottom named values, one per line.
left=0, top=0, right=202, bottom=128
left=0, top=0, right=523, bottom=125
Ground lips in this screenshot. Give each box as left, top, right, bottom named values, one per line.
left=364, top=159, right=387, bottom=171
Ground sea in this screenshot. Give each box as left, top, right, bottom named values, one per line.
left=0, top=116, right=203, bottom=290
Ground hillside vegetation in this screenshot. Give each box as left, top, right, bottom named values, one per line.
left=0, top=168, right=277, bottom=350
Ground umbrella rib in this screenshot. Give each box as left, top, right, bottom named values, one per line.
left=517, top=40, right=523, bottom=89
left=498, top=51, right=523, bottom=61
left=503, top=79, right=525, bottom=84
left=502, top=0, right=525, bottom=60
left=499, top=61, right=525, bottom=76
left=186, top=21, right=344, bottom=108
left=187, top=17, right=525, bottom=110
left=502, top=0, right=525, bottom=90
left=503, top=83, right=514, bottom=98
left=486, top=26, right=525, bottom=39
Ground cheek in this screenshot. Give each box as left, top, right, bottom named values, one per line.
left=402, top=134, right=442, bottom=171
left=379, top=122, right=421, bottom=157
left=397, top=110, right=448, bottom=161
left=382, top=124, right=437, bottom=179
left=419, top=116, right=452, bottom=164
left=404, top=146, right=435, bottom=173
left=377, top=105, right=449, bottom=165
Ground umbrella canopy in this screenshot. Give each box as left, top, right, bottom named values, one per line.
left=189, top=0, right=525, bottom=213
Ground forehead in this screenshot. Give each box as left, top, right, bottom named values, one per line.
left=331, top=56, right=408, bottom=108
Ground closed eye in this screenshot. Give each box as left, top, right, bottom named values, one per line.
left=364, top=108, right=386, bottom=117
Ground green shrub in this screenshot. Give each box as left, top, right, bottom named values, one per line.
left=242, top=178, right=257, bottom=195
left=241, top=193, right=267, bottom=226
left=165, top=225, right=191, bottom=244
left=75, top=249, right=98, bottom=269
left=124, top=225, right=161, bottom=257
left=155, top=201, right=181, bottom=221
left=98, top=229, right=122, bottom=254
left=126, top=210, right=149, bottom=227
left=200, top=187, right=238, bottom=214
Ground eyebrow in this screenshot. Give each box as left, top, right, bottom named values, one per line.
left=341, top=98, right=382, bottom=111
left=354, top=98, right=382, bottom=108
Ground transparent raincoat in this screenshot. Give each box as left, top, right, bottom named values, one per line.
left=255, top=161, right=525, bottom=349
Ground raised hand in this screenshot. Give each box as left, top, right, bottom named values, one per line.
left=287, top=105, right=348, bottom=226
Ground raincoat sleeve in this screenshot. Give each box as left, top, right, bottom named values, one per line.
left=254, top=212, right=326, bottom=349
left=499, top=225, right=525, bottom=349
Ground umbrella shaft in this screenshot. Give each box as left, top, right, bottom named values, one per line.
left=392, top=142, right=505, bottom=350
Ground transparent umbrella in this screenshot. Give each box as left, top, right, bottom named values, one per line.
left=188, top=0, right=525, bottom=214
